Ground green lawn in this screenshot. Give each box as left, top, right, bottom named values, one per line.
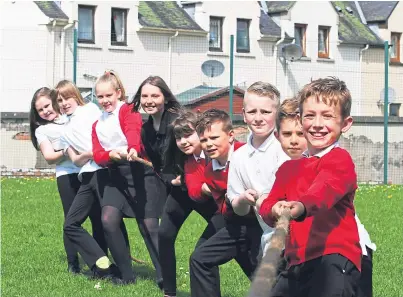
left=1, top=178, right=402, bottom=297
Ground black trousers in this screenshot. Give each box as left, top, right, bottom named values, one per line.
left=56, top=173, right=81, bottom=265
left=189, top=218, right=262, bottom=297
left=357, top=248, right=373, bottom=297
left=63, top=170, right=109, bottom=269
left=270, top=254, right=360, bottom=297
left=158, top=188, right=225, bottom=296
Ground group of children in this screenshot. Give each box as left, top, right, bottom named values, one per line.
left=29, top=72, right=375, bottom=297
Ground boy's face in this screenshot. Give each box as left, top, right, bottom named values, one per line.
left=275, top=118, right=307, bottom=160
left=243, top=92, right=277, bottom=139
left=199, top=121, right=234, bottom=161
left=301, top=96, right=352, bottom=155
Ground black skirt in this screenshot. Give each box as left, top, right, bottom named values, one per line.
left=103, top=161, right=168, bottom=219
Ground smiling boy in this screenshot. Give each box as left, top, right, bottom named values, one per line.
left=189, top=109, right=262, bottom=297
left=259, top=77, right=361, bottom=297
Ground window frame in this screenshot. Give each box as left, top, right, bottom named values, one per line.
left=209, top=16, right=223, bottom=52
left=236, top=18, right=251, bottom=53
left=318, top=26, right=330, bottom=58
left=390, top=32, right=401, bottom=63
left=389, top=103, right=401, bottom=117
left=111, top=8, right=128, bottom=46
left=78, top=5, right=96, bottom=44
left=294, top=24, right=307, bottom=57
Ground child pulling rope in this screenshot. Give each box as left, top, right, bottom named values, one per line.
left=247, top=209, right=291, bottom=297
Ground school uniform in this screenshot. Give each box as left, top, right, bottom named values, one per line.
left=158, top=151, right=225, bottom=297
left=35, top=115, right=82, bottom=269
left=259, top=144, right=361, bottom=297
left=189, top=141, right=263, bottom=297
left=227, top=132, right=289, bottom=273
left=62, top=102, right=109, bottom=270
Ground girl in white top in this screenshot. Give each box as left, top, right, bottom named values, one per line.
left=29, top=87, right=82, bottom=274
left=54, top=80, right=119, bottom=279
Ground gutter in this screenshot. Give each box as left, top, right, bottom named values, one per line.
left=168, top=31, right=179, bottom=87
left=138, top=26, right=207, bottom=36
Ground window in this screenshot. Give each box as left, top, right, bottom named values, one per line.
left=78, top=5, right=95, bottom=43
left=390, top=32, right=401, bottom=63
left=318, top=26, right=330, bottom=58
left=111, top=8, right=127, bottom=46
left=209, top=17, right=223, bottom=51
left=389, top=103, right=401, bottom=116
left=237, top=19, right=250, bottom=53
left=295, top=24, right=307, bottom=56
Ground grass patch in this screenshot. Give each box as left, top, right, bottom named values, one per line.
left=1, top=178, right=402, bottom=297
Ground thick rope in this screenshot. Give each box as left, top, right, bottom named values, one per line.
left=247, top=209, right=291, bottom=297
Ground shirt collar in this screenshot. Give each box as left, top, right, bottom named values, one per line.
left=103, top=101, right=124, bottom=117
left=246, top=131, right=275, bottom=156
left=302, top=141, right=340, bottom=158
left=193, top=150, right=205, bottom=162
left=67, top=105, right=82, bottom=121
left=212, top=143, right=234, bottom=171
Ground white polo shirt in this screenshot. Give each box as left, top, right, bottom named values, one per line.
left=35, top=115, right=80, bottom=177
left=227, top=132, right=289, bottom=252
left=95, top=101, right=128, bottom=153
left=61, top=102, right=103, bottom=178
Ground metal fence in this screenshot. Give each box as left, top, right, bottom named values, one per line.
left=1, top=30, right=402, bottom=184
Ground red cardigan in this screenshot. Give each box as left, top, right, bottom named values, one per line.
left=184, top=155, right=209, bottom=202
left=259, top=147, right=362, bottom=271
left=92, top=103, right=143, bottom=166
left=204, top=141, right=256, bottom=221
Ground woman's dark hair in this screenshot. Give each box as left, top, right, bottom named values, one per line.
left=131, top=76, right=181, bottom=113
left=163, top=109, right=199, bottom=187
left=29, top=87, right=60, bottom=150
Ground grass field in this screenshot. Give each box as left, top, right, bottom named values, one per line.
left=1, top=178, right=403, bottom=297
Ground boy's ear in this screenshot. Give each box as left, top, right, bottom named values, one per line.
left=274, top=130, right=279, bottom=140
left=341, top=116, right=353, bottom=133
left=228, top=129, right=235, bottom=143
left=242, top=108, right=247, bottom=124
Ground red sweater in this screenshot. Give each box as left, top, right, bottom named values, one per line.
left=92, top=103, right=143, bottom=166
left=204, top=142, right=256, bottom=222
left=259, top=147, right=361, bottom=271
left=184, top=155, right=209, bottom=202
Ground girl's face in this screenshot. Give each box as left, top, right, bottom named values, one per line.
left=175, top=129, right=201, bottom=156
left=96, top=82, right=121, bottom=113
left=35, top=96, right=58, bottom=122
left=140, top=84, right=165, bottom=115
left=57, top=95, right=79, bottom=115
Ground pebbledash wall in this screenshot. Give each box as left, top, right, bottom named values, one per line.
left=1, top=117, right=402, bottom=184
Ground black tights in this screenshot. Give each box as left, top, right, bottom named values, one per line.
left=102, top=206, right=161, bottom=281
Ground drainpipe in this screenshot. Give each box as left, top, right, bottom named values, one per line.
left=60, top=21, right=75, bottom=80
left=274, top=23, right=285, bottom=97
left=168, top=31, right=179, bottom=88
left=52, top=20, right=57, bottom=84
left=359, top=44, right=369, bottom=116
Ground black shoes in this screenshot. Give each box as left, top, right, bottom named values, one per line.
left=91, top=263, right=121, bottom=280
left=67, top=262, right=81, bottom=274
left=111, top=277, right=137, bottom=286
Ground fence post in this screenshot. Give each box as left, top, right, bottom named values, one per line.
left=229, top=35, right=234, bottom=121
left=73, top=28, right=78, bottom=84
left=383, top=40, right=389, bottom=185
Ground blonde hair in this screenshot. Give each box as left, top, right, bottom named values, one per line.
left=95, top=70, right=126, bottom=101
left=298, top=77, right=352, bottom=119
left=54, top=80, right=85, bottom=106
left=245, top=81, right=281, bottom=107
left=276, top=98, right=300, bottom=131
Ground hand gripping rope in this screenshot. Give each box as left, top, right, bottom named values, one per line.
left=247, top=209, right=292, bottom=297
